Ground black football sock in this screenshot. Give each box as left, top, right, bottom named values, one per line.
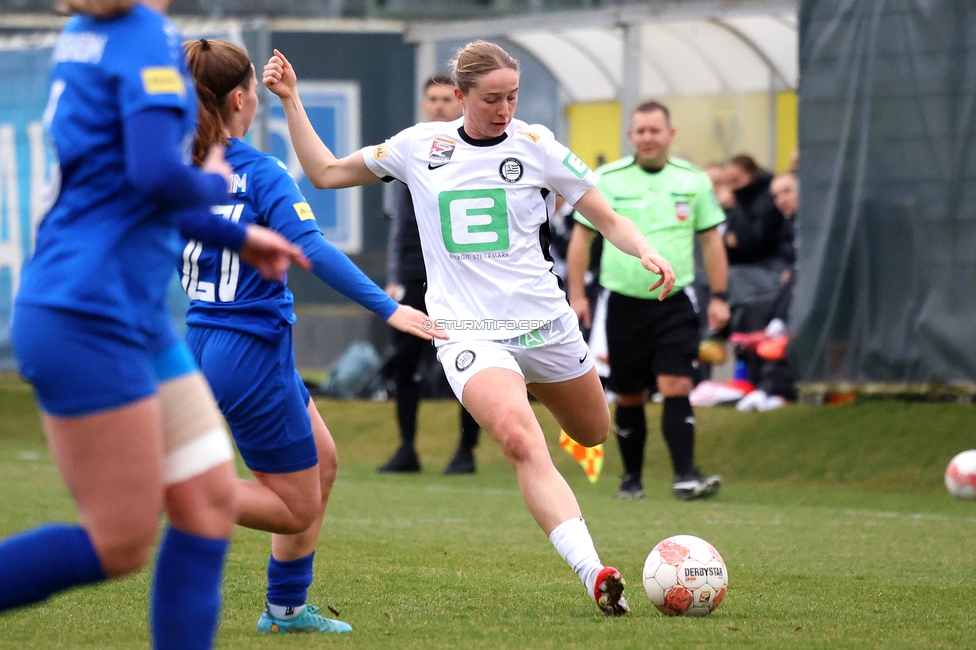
left=662, top=396, right=695, bottom=477
left=614, top=404, right=648, bottom=480
left=459, top=406, right=479, bottom=451
left=395, top=376, right=420, bottom=450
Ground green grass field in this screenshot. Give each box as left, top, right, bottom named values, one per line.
left=0, top=373, right=974, bottom=649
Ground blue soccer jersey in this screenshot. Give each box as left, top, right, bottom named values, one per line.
left=17, top=6, right=197, bottom=328
left=182, top=139, right=322, bottom=341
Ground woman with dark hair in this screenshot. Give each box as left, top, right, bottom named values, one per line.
left=264, top=40, right=678, bottom=616
left=722, top=154, right=790, bottom=267
left=0, top=2, right=306, bottom=649
left=182, top=38, right=439, bottom=635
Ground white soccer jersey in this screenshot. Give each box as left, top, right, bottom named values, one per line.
left=363, top=117, right=596, bottom=341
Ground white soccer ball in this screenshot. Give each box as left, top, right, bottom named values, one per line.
left=945, top=450, right=976, bottom=500
left=643, top=535, right=728, bottom=616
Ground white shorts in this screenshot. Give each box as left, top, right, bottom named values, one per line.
left=436, top=312, right=594, bottom=403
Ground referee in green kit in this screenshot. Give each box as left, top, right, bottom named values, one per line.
left=567, top=100, right=730, bottom=500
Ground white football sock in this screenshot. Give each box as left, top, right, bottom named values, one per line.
left=267, top=603, right=305, bottom=620
left=549, top=517, right=604, bottom=595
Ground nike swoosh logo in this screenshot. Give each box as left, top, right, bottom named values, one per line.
left=428, top=162, right=448, bottom=170
left=579, top=352, right=588, bottom=364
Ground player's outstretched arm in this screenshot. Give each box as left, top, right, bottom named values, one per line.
left=573, top=187, right=676, bottom=299
left=263, top=49, right=378, bottom=190
left=290, top=229, right=446, bottom=341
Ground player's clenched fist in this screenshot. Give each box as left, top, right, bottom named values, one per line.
left=263, top=49, right=297, bottom=99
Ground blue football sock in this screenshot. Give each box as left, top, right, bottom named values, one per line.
left=266, top=552, right=314, bottom=608
left=0, top=523, right=106, bottom=612
left=151, top=526, right=229, bottom=650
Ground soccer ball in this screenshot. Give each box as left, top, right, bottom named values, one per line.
left=643, top=535, right=728, bottom=616
left=945, top=450, right=976, bottom=500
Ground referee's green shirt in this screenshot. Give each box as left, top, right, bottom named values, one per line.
left=576, top=156, right=725, bottom=300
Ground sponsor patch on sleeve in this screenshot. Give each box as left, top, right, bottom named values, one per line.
left=372, top=144, right=388, bottom=160
left=140, top=66, right=185, bottom=96
left=294, top=202, right=315, bottom=221
left=517, top=130, right=541, bottom=143
left=562, top=152, right=591, bottom=179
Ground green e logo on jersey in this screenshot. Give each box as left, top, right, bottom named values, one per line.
left=439, top=189, right=510, bottom=253
left=563, top=152, right=590, bottom=179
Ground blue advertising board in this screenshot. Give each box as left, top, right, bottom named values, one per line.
left=268, top=81, right=362, bottom=253
left=0, top=41, right=362, bottom=370
left=0, top=42, right=56, bottom=370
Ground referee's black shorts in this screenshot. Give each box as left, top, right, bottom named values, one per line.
left=605, top=289, right=700, bottom=394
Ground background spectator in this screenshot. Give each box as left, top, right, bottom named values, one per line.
left=720, top=154, right=792, bottom=334
left=733, top=170, right=800, bottom=410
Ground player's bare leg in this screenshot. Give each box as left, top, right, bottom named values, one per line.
left=42, top=400, right=165, bottom=579
left=462, top=368, right=628, bottom=615
left=526, top=368, right=610, bottom=447
left=267, top=400, right=336, bottom=561
left=236, top=469, right=320, bottom=534
left=237, top=400, right=350, bottom=634
left=462, top=368, right=580, bottom=532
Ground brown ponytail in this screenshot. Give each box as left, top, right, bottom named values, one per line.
left=183, top=39, right=253, bottom=166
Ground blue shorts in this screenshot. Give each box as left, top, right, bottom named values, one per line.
left=185, top=326, right=316, bottom=474
left=12, top=304, right=196, bottom=417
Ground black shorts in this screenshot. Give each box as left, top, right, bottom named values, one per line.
left=605, top=289, right=700, bottom=394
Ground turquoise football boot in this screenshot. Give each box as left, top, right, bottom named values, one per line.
left=257, top=604, right=352, bottom=634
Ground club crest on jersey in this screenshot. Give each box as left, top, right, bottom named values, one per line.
left=499, top=158, right=523, bottom=183
left=456, top=350, right=476, bottom=372
left=428, top=136, right=457, bottom=163
left=675, top=201, right=690, bottom=222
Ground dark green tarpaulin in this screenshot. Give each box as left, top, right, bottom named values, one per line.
left=794, top=0, right=976, bottom=382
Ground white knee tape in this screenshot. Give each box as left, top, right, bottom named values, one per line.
left=162, top=427, right=234, bottom=486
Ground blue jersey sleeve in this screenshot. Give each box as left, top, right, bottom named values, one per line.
left=124, top=107, right=245, bottom=251
left=255, top=156, right=324, bottom=242
left=112, top=15, right=189, bottom=117
left=179, top=207, right=247, bottom=251
left=295, top=230, right=398, bottom=320
left=125, top=108, right=228, bottom=209
left=254, top=154, right=396, bottom=318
